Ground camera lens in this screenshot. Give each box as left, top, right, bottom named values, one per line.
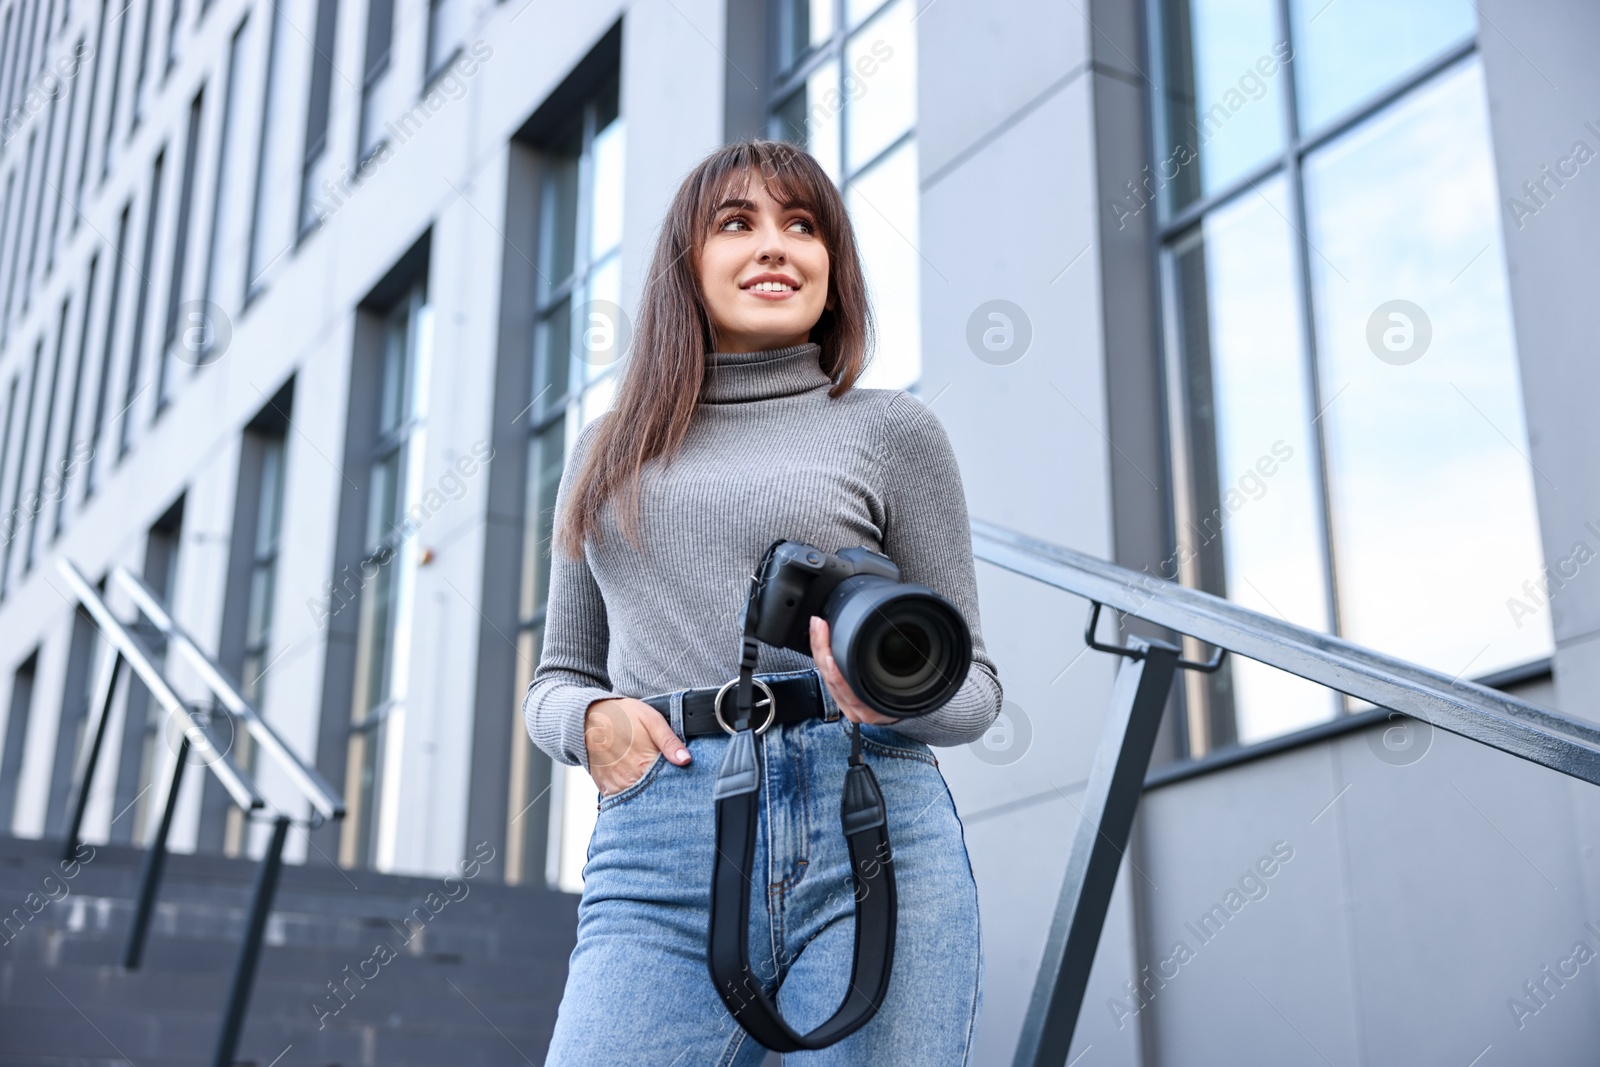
left=864, top=608, right=944, bottom=695
left=880, top=626, right=931, bottom=677
left=829, top=579, right=972, bottom=717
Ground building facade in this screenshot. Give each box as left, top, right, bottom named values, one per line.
left=0, top=0, right=1595, bottom=1060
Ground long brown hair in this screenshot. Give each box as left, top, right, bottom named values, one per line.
left=554, top=139, right=875, bottom=561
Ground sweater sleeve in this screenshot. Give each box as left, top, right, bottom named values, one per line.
left=874, top=390, right=1003, bottom=747
left=522, top=419, right=622, bottom=774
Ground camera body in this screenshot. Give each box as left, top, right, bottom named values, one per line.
left=752, top=540, right=973, bottom=719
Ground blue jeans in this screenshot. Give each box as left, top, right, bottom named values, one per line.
left=543, top=668, right=984, bottom=1066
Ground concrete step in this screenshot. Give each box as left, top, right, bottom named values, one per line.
left=0, top=833, right=577, bottom=1066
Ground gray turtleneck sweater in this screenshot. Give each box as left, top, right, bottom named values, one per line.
left=522, top=342, right=1003, bottom=774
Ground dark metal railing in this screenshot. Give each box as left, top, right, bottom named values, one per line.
left=966, top=518, right=1600, bottom=1067
left=54, top=557, right=345, bottom=1067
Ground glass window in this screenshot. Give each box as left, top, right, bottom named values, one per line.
left=200, top=14, right=252, bottom=332
left=117, top=144, right=162, bottom=458
left=0, top=12, right=13, bottom=121
left=121, top=497, right=183, bottom=844
left=164, top=0, right=181, bottom=75
left=245, top=0, right=307, bottom=302
left=16, top=0, right=45, bottom=105
left=297, top=0, right=338, bottom=237
left=504, top=617, right=544, bottom=885
left=357, top=0, right=396, bottom=164
left=1288, top=0, right=1474, bottom=134
left=156, top=87, right=203, bottom=412
left=99, top=0, right=130, bottom=183
left=21, top=54, right=60, bottom=309
left=0, top=650, right=38, bottom=833
left=775, top=0, right=832, bottom=73
left=1167, top=176, right=1337, bottom=746
left=842, top=0, right=912, bottom=173
left=83, top=203, right=129, bottom=498
left=1302, top=59, right=1546, bottom=680
left=773, top=60, right=840, bottom=181
left=424, top=0, right=464, bottom=83
left=74, top=0, right=109, bottom=221
left=846, top=139, right=918, bottom=392
left=240, top=434, right=284, bottom=706
left=518, top=72, right=624, bottom=893
left=768, top=0, right=921, bottom=391
left=343, top=278, right=431, bottom=871
left=128, top=0, right=154, bottom=133
left=2, top=131, right=38, bottom=329
left=1155, top=0, right=1288, bottom=216
left=51, top=252, right=95, bottom=540
left=0, top=341, right=40, bottom=600
left=44, top=32, right=85, bottom=275
left=1152, top=6, right=1548, bottom=753
left=22, top=297, right=69, bottom=572
left=845, top=0, right=890, bottom=26
left=0, top=177, right=12, bottom=321
left=0, top=378, right=18, bottom=574
left=223, top=423, right=285, bottom=855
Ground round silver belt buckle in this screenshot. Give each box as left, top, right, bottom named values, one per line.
left=713, top=678, right=777, bottom=736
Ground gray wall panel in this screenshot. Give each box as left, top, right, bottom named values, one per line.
left=1477, top=0, right=1600, bottom=670
left=916, top=0, right=1089, bottom=182
left=1138, top=745, right=1361, bottom=1067
left=1335, top=726, right=1600, bottom=1064
left=918, top=4, right=1130, bottom=1058
left=1138, top=723, right=1600, bottom=1065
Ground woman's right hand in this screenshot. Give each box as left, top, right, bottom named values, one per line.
left=584, top=697, right=692, bottom=797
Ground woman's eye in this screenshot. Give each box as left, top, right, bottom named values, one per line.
left=789, top=218, right=814, bottom=234
left=720, top=216, right=749, bottom=231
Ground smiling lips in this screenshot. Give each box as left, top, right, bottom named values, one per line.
left=741, top=272, right=801, bottom=299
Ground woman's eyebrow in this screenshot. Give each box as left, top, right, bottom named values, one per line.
left=713, top=198, right=758, bottom=213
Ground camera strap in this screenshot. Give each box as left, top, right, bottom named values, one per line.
left=707, top=539, right=898, bottom=1052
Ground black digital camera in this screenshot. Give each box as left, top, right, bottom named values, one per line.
left=751, top=540, right=973, bottom=719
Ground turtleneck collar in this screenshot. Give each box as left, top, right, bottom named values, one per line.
left=701, top=341, right=834, bottom=404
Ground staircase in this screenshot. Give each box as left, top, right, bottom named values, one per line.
left=0, top=833, right=578, bottom=1066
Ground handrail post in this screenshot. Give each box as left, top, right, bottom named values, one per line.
left=60, top=646, right=122, bottom=862
left=122, top=735, right=189, bottom=970
left=1012, top=639, right=1179, bottom=1067
left=212, top=814, right=291, bottom=1067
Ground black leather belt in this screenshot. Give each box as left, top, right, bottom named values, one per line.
left=640, top=670, right=831, bottom=739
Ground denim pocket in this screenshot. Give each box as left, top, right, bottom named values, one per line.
left=596, top=751, right=669, bottom=812
left=840, top=717, right=939, bottom=766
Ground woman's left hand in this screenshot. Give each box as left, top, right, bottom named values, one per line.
left=810, top=616, right=899, bottom=725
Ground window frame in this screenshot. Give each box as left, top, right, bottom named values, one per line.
left=155, top=85, right=204, bottom=414
left=356, top=0, right=395, bottom=166
left=762, top=0, right=923, bottom=393
left=422, top=0, right=463, bottom=91
left=512, top=71, right=624, bottom=892
left=764, top=0, right=912, bottom=192
left=295, top=0, right=339, bottom=241
left=342, top=277, right=431, bottom=871
left=1142, top=0, right=1541, bottom=757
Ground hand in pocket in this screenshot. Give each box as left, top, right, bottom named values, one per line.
left=584, top=697, right=691, bottom=796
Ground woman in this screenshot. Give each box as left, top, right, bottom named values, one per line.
left=525, top=139, right=1003, bottom=1065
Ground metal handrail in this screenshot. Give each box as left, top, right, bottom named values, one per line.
left=966, top=517, right=1600, bottom=1067
left=54, top=559, right=265, bottom=811
left=970, top=517, right=1600, bottom=786
left=52, top=555, right=335, bottom=1067
left=113, top=565, right=345, bottom=820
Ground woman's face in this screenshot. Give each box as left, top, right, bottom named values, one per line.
left=697, top=173, right=832, bottom=354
